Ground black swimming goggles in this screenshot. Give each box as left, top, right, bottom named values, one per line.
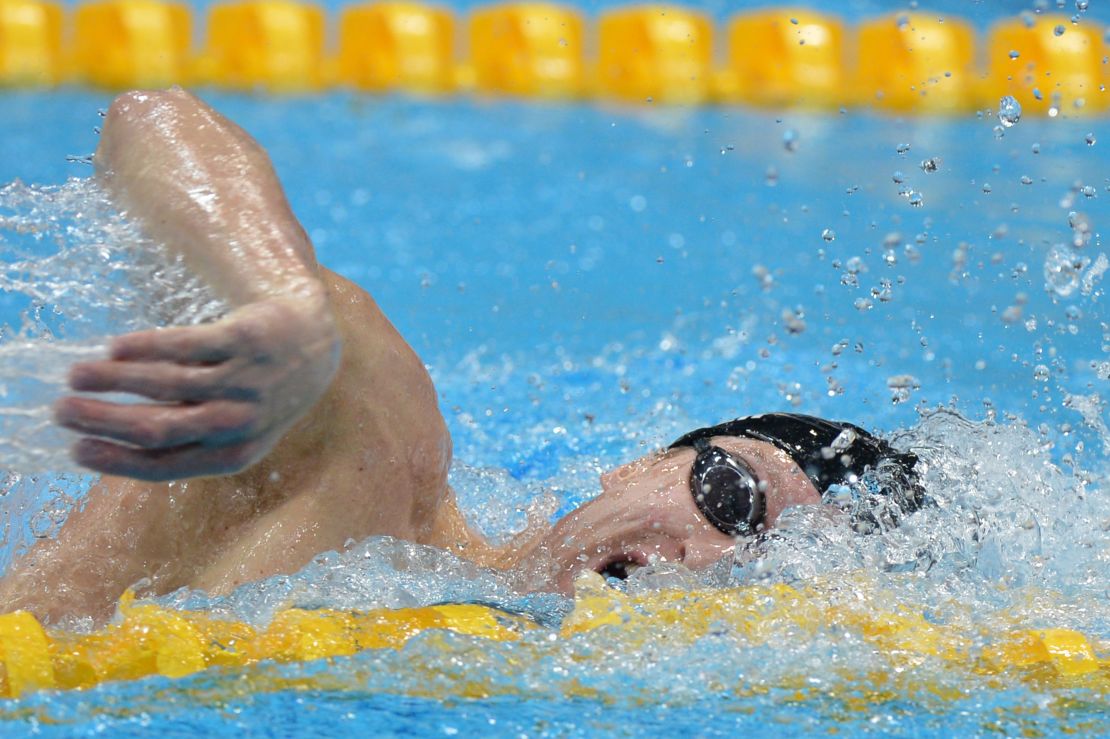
left=687, top=437, right=766, bottom=537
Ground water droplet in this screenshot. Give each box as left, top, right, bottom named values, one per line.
left=1077, top=0, right=1089, bottom=10
left=886, top=374, right=920, bottom=405
left=783, top=129, right=799, bottom=152
left=790, top=17, right=798, bottom=24
left=1031, top=143, right=1041, bottom=154
left=896, top=143, right=911, bottom=154
left=1044, top=244, right=1085, bottom=297
left=1085, top=132, right=1096, bottom=146
left=998, top=95, right=1022, bottom=127
left=920, top=157, right=940, bottom=173
left=1033, top=364, right=1051, bottom=382
left=982, top=183, right=993, bottom=194
left=908, top=192, right=924, bottom=207
left=853, top=297, right=873, bottom=311
left=1021, top=175, right=1033, bottom=185
left=765, top=166, right=779, bottom=187
left=821, top=228, right=836, bottom=242
left=892, top=171, right=905, bottom=184
left=629, top=195, right=647, bottom=212
left=830, top=428, right=857, bottom=453
left=1008, top=50, right=1020, bottom=60
left=1054, top=24, right=1066, bottom=36
left=781, top=307, right=807, bottom=334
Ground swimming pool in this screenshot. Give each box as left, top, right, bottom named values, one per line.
left=0, top=5, right=1108, bottom=738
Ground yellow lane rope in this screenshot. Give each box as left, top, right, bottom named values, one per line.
left=0, top=573, right=1105, bottom=699
left=0, top=1, right=1106, bottom=114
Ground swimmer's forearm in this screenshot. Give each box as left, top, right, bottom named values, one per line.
left=95, top=89, right=321, bottom=306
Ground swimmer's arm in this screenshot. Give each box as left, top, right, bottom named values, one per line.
left=54, top=89, right=341, bottom=481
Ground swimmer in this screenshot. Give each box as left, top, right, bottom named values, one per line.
left=0, top=90, right=922, bottom=623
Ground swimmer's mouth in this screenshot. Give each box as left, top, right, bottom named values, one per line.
left=596, top=553, right=646, bottom=581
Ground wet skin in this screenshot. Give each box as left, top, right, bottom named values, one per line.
left=0, top=89, right=821, bottom=623
left=511, top=437, right=821, bottom=593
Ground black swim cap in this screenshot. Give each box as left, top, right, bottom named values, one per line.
left=669, top=413, right=924, bottom=519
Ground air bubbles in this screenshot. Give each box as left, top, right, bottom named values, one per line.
left=892, top=171, right=905, bottom=184
left=920, top=157, right=940, bottom=173
left=998, top=95, right=1022, bottom=127
left=1008, top=50, right=1020, bottom=60
left=1054, top=24, right=1066, bottom=36
left=895, top=143, right=911, bottom=154
left=1034, top=364, right=1051, bottom=382
left=1085, top=133, right=1096, bottom=146
left=821, top=228, right=836, bottom=242
left=1021, top=175, right=1033, bottom=185
left=908, top=192, right=924, bottom=207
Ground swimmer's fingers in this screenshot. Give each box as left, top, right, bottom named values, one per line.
left=68, top=360, right=249, bottom=402
left=70, top=437, right=267, bottom=482
left=55, top=397, right=258, bottom=450
left=109, top=323, right=240, bottom=364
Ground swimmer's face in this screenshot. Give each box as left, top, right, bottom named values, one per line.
left=515, top=437, right=820, bottom=594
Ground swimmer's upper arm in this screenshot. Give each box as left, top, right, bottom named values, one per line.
left=318, top=268, right=452, bottom=532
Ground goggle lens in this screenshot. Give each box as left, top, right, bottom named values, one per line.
left=690, top=442, right=766, bottom=537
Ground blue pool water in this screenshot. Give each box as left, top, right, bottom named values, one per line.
left=0, top=80, right=1107, bottom=736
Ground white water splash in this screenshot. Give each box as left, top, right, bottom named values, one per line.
left=0, top=178, right=225, bottom=472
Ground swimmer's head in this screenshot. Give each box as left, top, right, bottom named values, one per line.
left=669, top=413, right=924, bottom=535
left=515, top=412, right=923, bottom=594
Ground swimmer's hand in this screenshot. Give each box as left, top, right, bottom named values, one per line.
left=55, top=294, right=340, bottom=481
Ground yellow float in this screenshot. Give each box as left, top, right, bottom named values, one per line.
left=0, top=0, right=62, bottom=86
